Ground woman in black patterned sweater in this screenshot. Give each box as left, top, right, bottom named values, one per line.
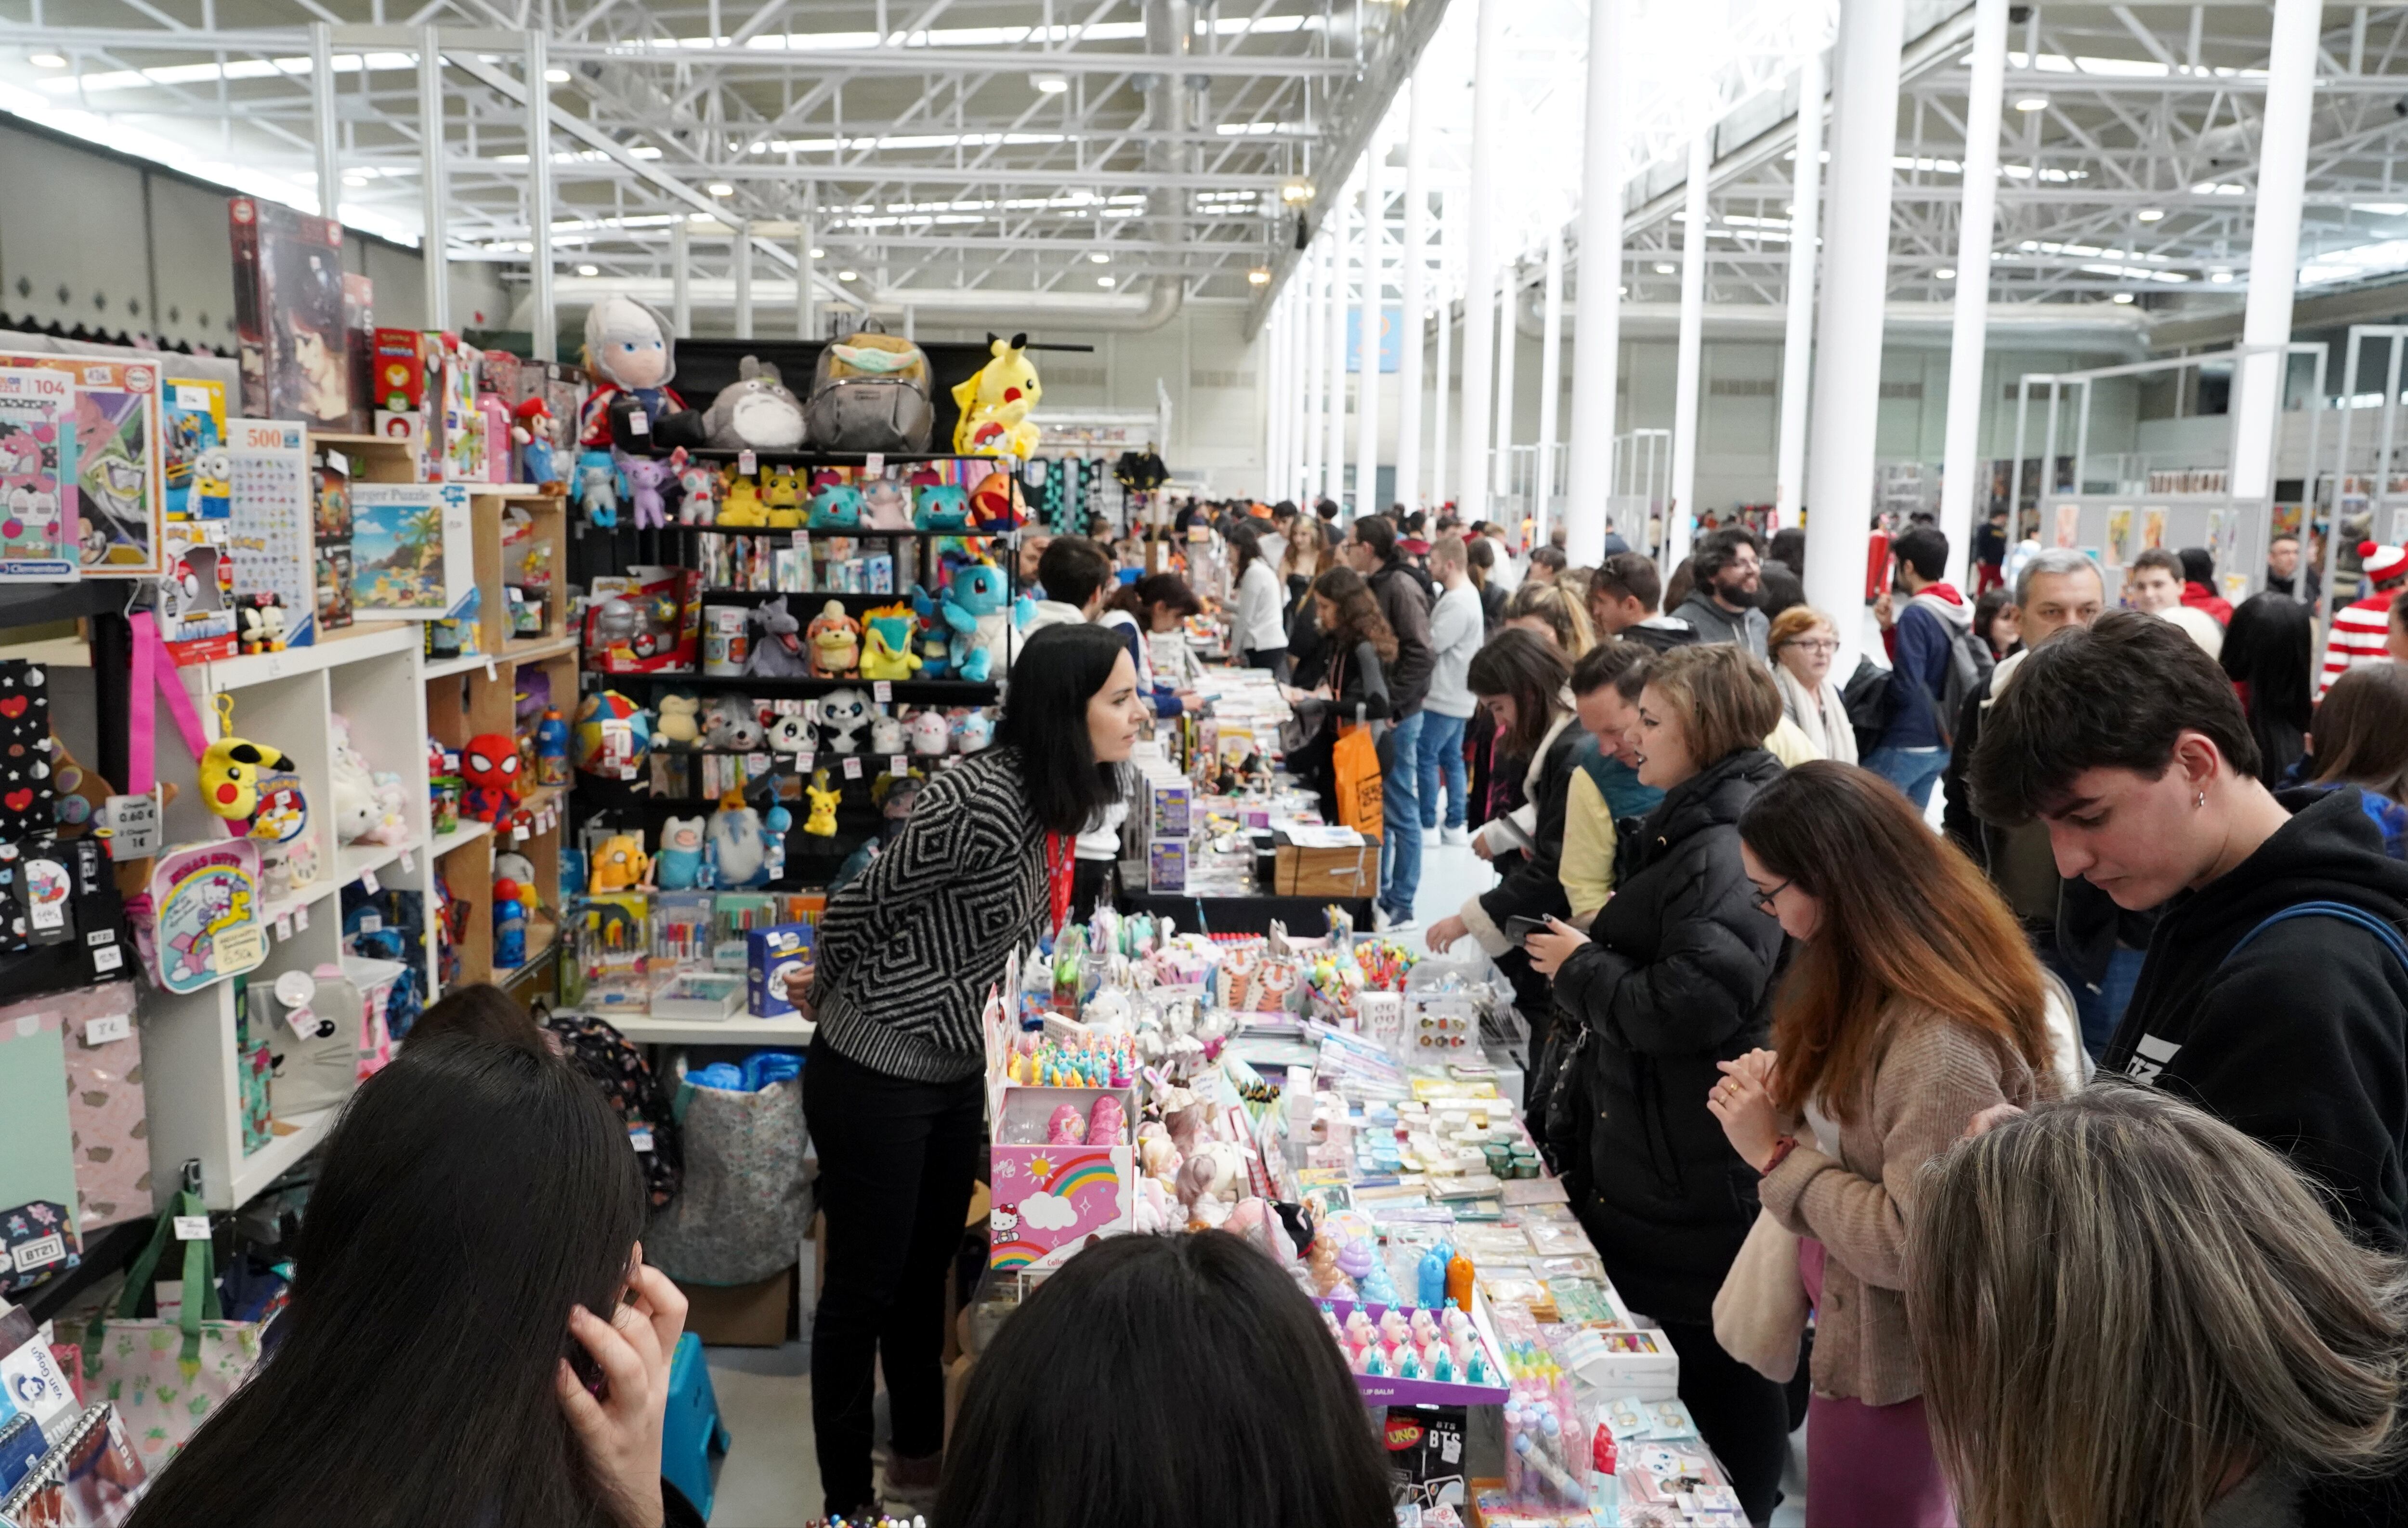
left=787, top=620, right=1145, bottom=1521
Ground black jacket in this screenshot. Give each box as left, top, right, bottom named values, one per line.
left=1366, top=557, right=1435, bottom=717
left=2103, top=786, right=2408, bottom=1251
left=1619, top=620, right=1701, bottom=655
left=1474, top=719, right=1585, bottom=933
left=1552, top=748, right=1787, bottom=1323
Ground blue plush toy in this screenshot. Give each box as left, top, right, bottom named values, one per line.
left=576, top=448, right=620, bottom=529
left=912, top=483, right=970, bottom=530
left=656, top=815, right=707, bottom=890
left=908, top=583, right=951, bottom=678
left=941, top=562, right=1012, bottom=683
left=806, top=482, right=864, bottom=530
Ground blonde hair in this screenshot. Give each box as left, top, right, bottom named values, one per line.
left=1638, top=643, right=1781, bottom=764
left=1431, top=531, right=1469, bottom=576
left=1766, top=605, right=1838, bottom=656
left=1910, top=1086, right=2408, bottom=1528
left=1502, top=580, right=1595, bottom=655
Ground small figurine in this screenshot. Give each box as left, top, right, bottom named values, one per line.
left=237, top=593, right=288, bottom=654
left=513, top=395, right=564, bottom=492
left=575, top=448, right=619, bottom=528
left=493, top=878, right=529, bottom=967
left=615, top=448, right=676, bottom=530
left=459, top=732, right=524, bottom=825
left=806, top=598, right=862, bottom=677
left=804, top=768, right=841, bottom=836
left=534, top=707, right=572, bottom=786
left=656, top=815, right=706, bottom=889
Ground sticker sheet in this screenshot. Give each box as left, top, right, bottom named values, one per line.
left=226, top=419, right=315, bottom=646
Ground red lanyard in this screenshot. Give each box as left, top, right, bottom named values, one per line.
left=1045, top=832, right=1075, bottom=935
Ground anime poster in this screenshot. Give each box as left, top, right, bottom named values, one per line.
left=2103, top=506, right=2132, bottom=567
left=0, top=366, right=76, bottom=580
left=2054, top=501, right=2080, bottom=549
left=2141, top=506, right=2168, bottom=551
left=0, top=355, right=163, bottom=575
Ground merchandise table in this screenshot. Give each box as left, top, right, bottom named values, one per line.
left=1121, top=891, right=1376, bottom=937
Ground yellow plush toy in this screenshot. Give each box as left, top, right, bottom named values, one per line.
left=858, top=602, right=923, bottom=682
left=950, top=331, right=1042, bottom=459
left=589, top=832, right=651, bottom=891
left=716, top=469, right=769, bottom=527
left=762, top=466, right=803, bottom=528
left=804, top=769, right=842, bottom=837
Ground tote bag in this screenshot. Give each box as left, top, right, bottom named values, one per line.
left=1712, top=1207, right=1807, bottom=1383
left=1332, top=720, right=1385, bottom=839
left=644, top=1071, right=808, bottom=1286
left=79, top=1191, right=264, bottom=1463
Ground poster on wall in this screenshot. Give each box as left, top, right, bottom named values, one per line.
left=0, top=354, right=165, bottom=576
left=226, top=419, right=315, bottom=647
left=2103, top=506, right=2132, bottom=568
left=2141, top=506, right=2168, bottom=552
left=349, top=482, right=473, bottom=621
left=0, top=366, right=77, bottom=580
left=2053, top=502, right=2080, bottom=549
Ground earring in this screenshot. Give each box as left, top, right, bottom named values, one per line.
left=2195, top=790, right=2207, bottom=808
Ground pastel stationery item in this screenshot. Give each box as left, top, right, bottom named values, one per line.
left=0, top=365, right=75, bottom=579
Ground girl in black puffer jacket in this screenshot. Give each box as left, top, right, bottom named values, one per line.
left=1525, top=643, right=1790, bottom=1526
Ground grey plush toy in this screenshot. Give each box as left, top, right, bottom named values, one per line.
left=744, top=594, right=813, bottom=678
left=703, top=356, right=808, bottom=451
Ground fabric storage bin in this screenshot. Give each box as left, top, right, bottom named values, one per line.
left=644, top=1063, right=808, bottom=1286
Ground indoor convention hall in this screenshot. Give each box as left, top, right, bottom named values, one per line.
left=3, top=1, right=2408, bottom=1526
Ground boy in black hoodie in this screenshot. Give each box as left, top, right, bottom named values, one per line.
left=1971, top=612, right=2408, bottom=1251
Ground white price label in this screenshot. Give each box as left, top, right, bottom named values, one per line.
left=83, top=1013, right=131, bottom=1046
left=399, top=848, right=415, bottom=872
left=791, top=529, right=808, bottom=551
left=513, top=821, right=530, bottom=842
left=358, top=912, right=380, bottom=934
left=842, top=756, right=862, bottom=780
left=798, top=751, right=815, bottom=773
left=889, top=754, right=907, bottom=776
left=327, top=448, right=349, bottom=475
left=872, top=681, right=892, bottom=703
left=103, top=791, right=161, bottom=860
left=174, top=383, right=212, bottom=411
left=629, top=1127, right=655, bottom=1152
left=173, top=1215, right=210, bottom=1242
left=284, top=1003, right=319, bottom=1039
left=484, top=659, right=498, bottom=681
left=294, top=905, right=310, bottom=932
left=90, top=943, right=123, bottom=974
left=12, top=1015, right=37, bottom=1039
left=627, top=409, right=650, bottom=436
left=864, top=452, right=885, bottom=478
left=274, top=914, right=293, bottom=941
left=360, top=868, right=380, bottom=895
left=738, top=448, right=757, bottom=476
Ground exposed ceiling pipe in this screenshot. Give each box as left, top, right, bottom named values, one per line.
left=521, top=275, right=1186, bottom=332
left=1500, top=289, right=2157, bottom=348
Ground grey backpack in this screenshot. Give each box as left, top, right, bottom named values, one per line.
left=805, top=324, right=934, bottom=451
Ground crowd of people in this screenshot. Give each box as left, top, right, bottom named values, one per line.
left=117, top=498, right=2408, bottom=1528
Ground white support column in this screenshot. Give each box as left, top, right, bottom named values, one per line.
left=1323, top=213, right=1350, bottom=510
left=1493, top=270, right=1518, bottom=509
left=1537, top=227, right=1566, bottom=546
left=1276, top=295, right=1297, bottom=499
left=670, top=218, right=692, bottom=336
left=1433, top=286, right=1453, bottom=508
left=524, top=28, right=556, bottom=362
left=733, top=223, right=755, bottom=340
left=1565, top=0, right=1625, bottom=563
left=310, top=23, right=340, bottom=224
left=2232, top=0, right=2321, bottom=500
left=1804, top=0, right=1906, bottom=669
left=1667, top=125, right=1711, bottom=570
left=796, top=220, right=817, bottom=339
left=1936, top=0, right=2006, bottom=582
left=419, top=28, right=448, bottom=332
left=1397, top=77, right=1429, bottom=510
left=1457, top=0, right=1506, bottom=525
left=1773, top=43, right=1823, bottom=529
left=1356, top=129, right=1386, bottom=519
left=1303, top=236, right=1325, bottom=503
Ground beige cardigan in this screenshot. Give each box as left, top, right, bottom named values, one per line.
left=1757, top=1004, right=2048, bottom=1406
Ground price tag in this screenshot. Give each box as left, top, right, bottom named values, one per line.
left=872, top=681, right=892, bottom=703
left=360, top=868, right=380, bottom=895
left=173, top=1215, right=210, bottom=1242
left=284, top=1002, right=322, bottom=1039
left=484, top=659, right=498, bottom=682
left=738, top=448, right=757, bottom=476
left=294, top=905, right=310, bottom=932
left=84, top=1013, right=131, bottom=1046
left=889, top=754, right=907, bottom=777
left=864, top=452, right=885, bottom=478
left=213, top=924, right=267, bottom=972
left=12, top=1015, right=35, bottom=1039
left=798, top=751, right=815, bottom=773
left=399, top=848, right=416, bottom=873
left=628, top=409, right=650, bottom=437
left=842, top=756, right=862, bottom=780
left=791, top=528, right=808, bottom=551
left=513, top=820, right=530, bottom=843
left=274, top=914, right=293, bottom=941
left=327, top=448, right=349, bottom=475
left=629, top=1126, right=656, bottom=1153
left=90, top=943, right=123, bottom=974
left=102, top=791, right=160, bottom=860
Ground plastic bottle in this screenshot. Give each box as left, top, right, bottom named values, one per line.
left=534, top=708, right=570, bottom=787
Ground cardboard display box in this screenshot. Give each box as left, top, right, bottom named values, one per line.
left=1273, top=831, right=1374, bottom=897
left=675, top=1266, right=795, bottom=1347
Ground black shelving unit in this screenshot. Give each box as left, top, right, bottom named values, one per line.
left=661, top=522, right=1012, bottom=540
left=634, top=672, right=999, bottom=703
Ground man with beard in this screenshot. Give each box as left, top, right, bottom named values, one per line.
left=1668, top=527, right=1770, bottom=659
left=1869, top=525, right=1976, bottom=810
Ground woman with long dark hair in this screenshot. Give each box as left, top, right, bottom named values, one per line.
left=2221, top=591, right=2315, bottom=786
left=937, top=1233, right=1396, bottom=1528
left=125, top=1034, right=689, bottom=1528
left=788, top=621, right=1146, bottom=1520
left=1283, top=519, right=1338, bottom=687
left=1426, top=630, right=1581, bottom=1067
left=1282, top=566, right=1398, bottom=820
left=1521, top=643, right=1790, bottom=1522
left=1710, top=762, right=2064, bottom=1528
left=1228, top=523, right=1291, bottom=678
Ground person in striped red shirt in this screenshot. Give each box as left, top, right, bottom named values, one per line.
left=2317, top=540, right=2408, bottom=699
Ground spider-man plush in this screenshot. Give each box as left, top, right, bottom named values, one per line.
left=460, top=733, right=524, bottom=826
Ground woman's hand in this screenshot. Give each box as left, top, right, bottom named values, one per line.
left=1425, top=915, right=1470, bottom=953
left=1471, top=833, right=1495, bottom=861
left=1725, top=1047, right=1778, bottom=1090
left=1523, top=916, right=1588, bottom=977
left=556, top=1257, right=688, bottom=1528
left=1964, top=1101, right=2026, bottom=1140
left=1708, top=1061, right=1783, bottom=1172
left=781, top=962, right=816, bottom=1021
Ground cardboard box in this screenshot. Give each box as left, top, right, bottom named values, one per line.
left=746, top=921, right=815, bottom=1017
left=229, top=197, right=363, bottom=431
left=675, top=1267, right=795, bottom=1347
left=1274, top=833, right=1373, bottom=896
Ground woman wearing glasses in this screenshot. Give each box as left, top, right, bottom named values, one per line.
left=1767, top=606, right=1856, bottom=765
left=1521, top=644, right=1792, bottom=1523
left=1707, top=761, right=2062, bottom=1528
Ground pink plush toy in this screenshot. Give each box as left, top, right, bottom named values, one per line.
left=1047, top=1103, right=1087, bottom=1145
left=1087, top=1094, right=1127, bottom=1145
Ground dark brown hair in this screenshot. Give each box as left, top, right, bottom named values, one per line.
left=1467, top=629, right=1571, bottom=759
left=1593, top=551, right=1662, bottom=614
left=1311, top=566, right=1398, bottom=665
left=2312, top=661, right=2408, bottom=802
left=1108, top=572, right=1201, bottom=622
left=1740, top=762, right=2053, bottom=1124
left=1569, top=638, right=1650, bottom=700
left=1969, top=611, right=2263, bottom=824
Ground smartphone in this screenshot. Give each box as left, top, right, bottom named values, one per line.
left=1504, top=915, right=1546, bottom=946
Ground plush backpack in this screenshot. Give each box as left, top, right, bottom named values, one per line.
left=805, top=324, right=933, bottom=451
left=545, top=1012, right=684, bottom=1209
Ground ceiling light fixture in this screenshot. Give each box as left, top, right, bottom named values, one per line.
left=1936, top=267, right=1956, bottom=278
left=2014, top=95, right=2049, bottom=112
left=1098, top=275, right=1115, bottom=287
left=1031, top=70, right=1069, bottom=93
left=29, top=53, right=65, bottom=67
left=2111, top=291, right=2134, bottom=303
left=341, top=172, right=372, bottom=186
left=707, top=182, right=734, bottom=197
left=2136, top=207, right=2164, bottom=221
left=810, top=247, right=825, bottom=258
left=544, top=67, right=572, bottom=83
left=1248, top=266, right=1271, bottom=286
left=1279, top=176, right=1315, bottom=206
left=1653, top=262, right=1676, bottom=274
left=837, top=269, right=859, bottom=281
left=1089, top=251, right=1110, bottom=263
left=576, top=263, right=599, bottom=276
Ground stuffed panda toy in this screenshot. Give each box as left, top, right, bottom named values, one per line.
left=815, top=687, right=872, bottom=755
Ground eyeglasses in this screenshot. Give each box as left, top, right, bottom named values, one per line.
left=1751, top=878, right=1792, bottom=914
left=1781, top=639, right=1839, bottom=654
